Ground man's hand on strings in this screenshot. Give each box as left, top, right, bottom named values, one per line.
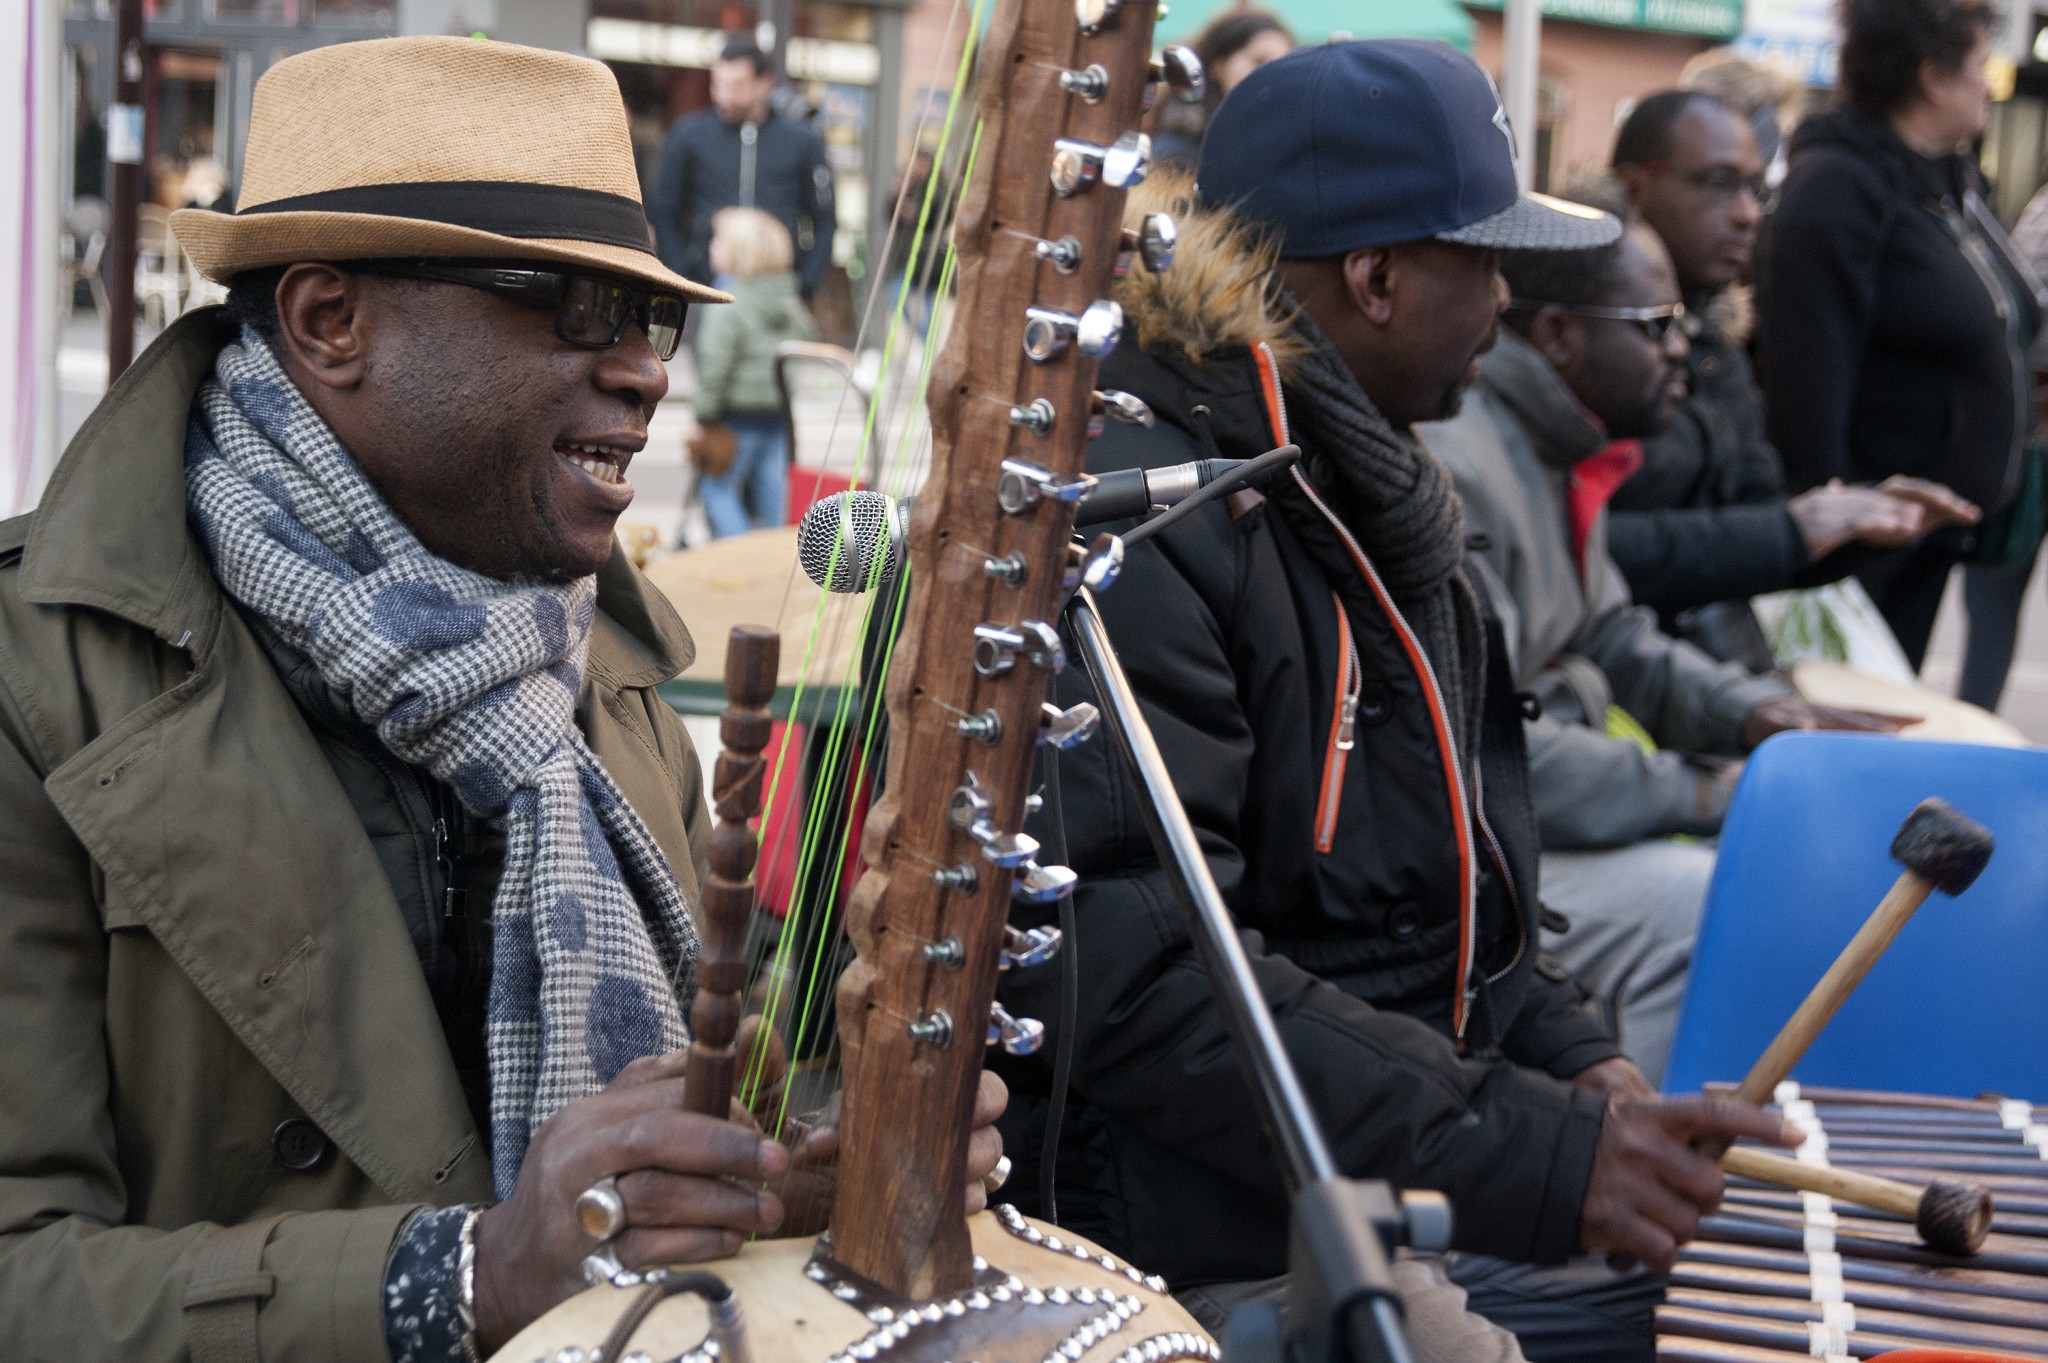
left=776, top=1067, right=1011, bottom=1235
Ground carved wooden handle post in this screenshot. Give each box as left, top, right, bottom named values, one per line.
left=684, top=625, right=781, bottom=1119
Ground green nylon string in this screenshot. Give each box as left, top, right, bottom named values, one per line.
left=734, top=0, right=990, bottom=1127
left=760, top=164, right=977, bottom=1140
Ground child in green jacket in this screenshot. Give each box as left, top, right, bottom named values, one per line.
left=693, top=206, right=814, bottom=536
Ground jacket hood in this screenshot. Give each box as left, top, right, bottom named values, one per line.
left=1114, top=167, right=1308, bottom=373
left=1474, top=329, right=1607, bottom=471
left=1788, top=106, right=1959, bottom=198
left=1788, top=106, right=1894, bottom=159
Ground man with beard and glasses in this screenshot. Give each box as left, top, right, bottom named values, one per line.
left=1421, top=189, right=1897, bottom=1104
left=0, top=38, right=1000, bottom=1363
left=991, top=42, right=1796, bottom=1363
left=1605, top=90, right=1976, bottom=666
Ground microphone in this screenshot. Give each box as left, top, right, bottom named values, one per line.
left=796, top=457, right=1249, bottom=592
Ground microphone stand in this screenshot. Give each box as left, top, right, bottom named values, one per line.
left=1064, top=586, right=1445, bottom=1363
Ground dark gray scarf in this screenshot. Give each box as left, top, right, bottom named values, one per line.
left=1276, top=308, right=1488, bottom=760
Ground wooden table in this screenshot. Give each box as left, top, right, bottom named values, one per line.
left=641, top=526, right=872, bottom=717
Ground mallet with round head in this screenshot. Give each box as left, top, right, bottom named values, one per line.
left=1719, top=1146, right=1993, bottom=1256
left=1732, top=797, right=1994, bottom=1109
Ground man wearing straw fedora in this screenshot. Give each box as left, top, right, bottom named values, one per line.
left=0, top=36, right=1000, bottom=1363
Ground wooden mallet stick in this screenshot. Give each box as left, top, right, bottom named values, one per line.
left=1732, top=797, right=1993, bottom=1109
left=682, top=625, right=780, bottom=1119
left=1720, top=1146, right=1993, bottom=1256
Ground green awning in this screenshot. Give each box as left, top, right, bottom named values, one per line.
left=1155, top=0, right=1473, bottom=51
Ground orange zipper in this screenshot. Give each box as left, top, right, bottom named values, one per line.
left=1252, top=344, right=1481, bottom=1042
left=1316, top=593, right=1361, bottom=853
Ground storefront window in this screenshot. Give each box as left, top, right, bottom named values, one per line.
left=310, top=0, right=397, bottom=22
left=66, top=0, right=183, bottom=17
left=205, top=0, right=298, bottom=21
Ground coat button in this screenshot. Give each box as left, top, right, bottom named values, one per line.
left=1388, top=902, right=1423, bottom=940
left=274, top=1118, right=331, bottom=1172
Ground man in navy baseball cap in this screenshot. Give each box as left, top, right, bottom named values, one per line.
left=996, top=33, right=1791, bottom=1363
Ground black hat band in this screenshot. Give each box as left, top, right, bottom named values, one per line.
left=238, top=180, right=656, bottom=253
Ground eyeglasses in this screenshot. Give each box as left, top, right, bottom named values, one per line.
left=1635, top=161, right=1767, bottom=205
left=1509, top=298, right=1688, bottom=342
left=351, top=260, right=686, bottom=360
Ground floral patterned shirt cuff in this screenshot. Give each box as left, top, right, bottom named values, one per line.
left=384, top=1203, right=480, bottom=1363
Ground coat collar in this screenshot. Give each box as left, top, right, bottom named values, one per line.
left=1473, top=329, right=1608, bottom=473
left=21, top=306, right=696, bottom=686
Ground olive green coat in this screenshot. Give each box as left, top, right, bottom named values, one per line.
left=0, top=311, right=710, bottom=1362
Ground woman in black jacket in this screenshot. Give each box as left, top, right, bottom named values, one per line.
left=1762, top=0, right=2041, bottom=676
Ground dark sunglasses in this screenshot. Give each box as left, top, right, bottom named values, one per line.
left=1510, top=298, right=1688, bottom=342
left=352, top=260, right=686, bottom=360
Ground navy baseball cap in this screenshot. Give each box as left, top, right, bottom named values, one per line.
left=1198, top=40, right=1620, bottom=256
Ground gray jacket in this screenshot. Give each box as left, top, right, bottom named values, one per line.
left=1419, top=331, right=1790, bottom=849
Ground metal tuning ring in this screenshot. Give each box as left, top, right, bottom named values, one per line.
left=1023, top=299, right=1124, bottom=363
left=1049, top=131, right=1151, bottom=197
left=1032, top=234, right=1084, bottom=273
left=909, top=1010, right=954, bottom=1049
left=1149, top=47, right=1205, bottom=104
left=1094, top=389, right=1154, bottom=428
left=987, top=1003, right=1047, bottom=1056
left=1038, top=699, right=1101, bottom=749
left=948, top=771, right=1042, bottom=867
left=923, top=936, right=966, bottom=970
left=931, top=861, right=979, bottom=892
left=1011, top=860, right=1079, bottom=905
left=1062, top=534, right=1125, bottom=594
left=1119, top=213, right=1177, bottom=275
left=1009, top=398, right=1057, bottom=434
left=956, top=708, right=1003, bottom=744
left=1074, top=0, right=1120, bottom=34
left=982, top=551, right=1028, bottom=587
left=971, top=619, right=1066, bottom=678
left=997, top=458, right=1094, bottom=514
left=1058, top=63, right=1110, bottom=102
left=1002, top=923, right=1065, bottom=969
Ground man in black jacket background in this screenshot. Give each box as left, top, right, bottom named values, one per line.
left=994, top=41, right=1793, bottom=1363
left=1606, top=90, right=1973, bottom=663
left=647, top=39, right=836, bottom=301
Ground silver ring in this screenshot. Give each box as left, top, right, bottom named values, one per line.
left=575, top=1174, right=627, bottom=1242
left=981, top=1154, right=1012, bottom=1195
left=581, top=1244, right=638, bottom=1288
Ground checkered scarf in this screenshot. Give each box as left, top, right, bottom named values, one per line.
left=185, top=329, right=697, bottom=1197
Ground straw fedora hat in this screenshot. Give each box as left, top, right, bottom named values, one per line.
left=172, top=36, right=729, bottom=304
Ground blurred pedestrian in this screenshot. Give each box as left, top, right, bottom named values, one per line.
left=1761, top=0, right=2045, bottom=688
left=648, top=38, right=835, bottom=302
left=1150, top=9, right=1294, bottom=166
left=692, top=207, right=813, bottom=537
left=1607, top=91, right=1977, bottom=665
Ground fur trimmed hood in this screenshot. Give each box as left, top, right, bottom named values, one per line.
left=1114, top=167, right=1308, bottom=373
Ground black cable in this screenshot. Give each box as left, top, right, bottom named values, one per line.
left=1118, top=444, right=1299, bottom=550
left=1039, top=744, right=1077, bottom=1226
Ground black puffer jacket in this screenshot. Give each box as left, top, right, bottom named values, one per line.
left=1762, top=109, right=2040, bottom=513
left=1609, top=297, right=1812, bottom=626
left=993, top=196, right=1615, bottom=1291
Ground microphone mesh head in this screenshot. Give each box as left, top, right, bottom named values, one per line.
left=797, top=491, right=903, bottom=592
